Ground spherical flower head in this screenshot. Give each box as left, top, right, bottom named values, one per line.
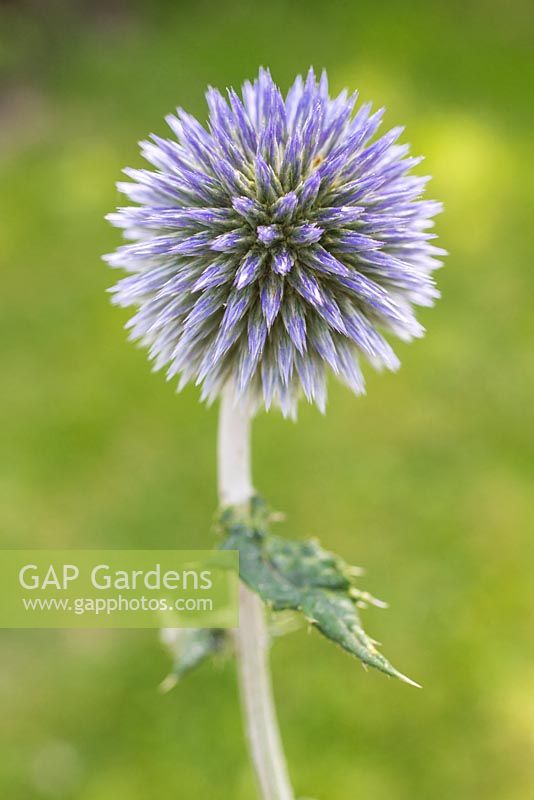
left=105, top=68, right=445, bottom=417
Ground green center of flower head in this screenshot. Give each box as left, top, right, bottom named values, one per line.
left=251, top=216, right=324, bottom=275
left=222, top=182, right=328, bottom=277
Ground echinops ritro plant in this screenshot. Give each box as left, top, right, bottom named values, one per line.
left=105, top=68, right=445, bottom=800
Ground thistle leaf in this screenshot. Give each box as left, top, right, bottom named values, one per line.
left=219, top=497, right=420, bottom=686
left=160, top=628, right=227, bottom=692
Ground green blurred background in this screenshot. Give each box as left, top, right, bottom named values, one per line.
left=1, top=1, right=533, bottom=798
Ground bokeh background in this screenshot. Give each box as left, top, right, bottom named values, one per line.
left=1, top=1, right=533, bottom=798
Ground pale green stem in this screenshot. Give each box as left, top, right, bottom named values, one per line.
left=217, top=385, right=295, bottom=800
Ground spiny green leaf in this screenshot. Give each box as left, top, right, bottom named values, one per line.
left=219, top=497, right=420, bottom=687
left=160, top=628, right=226, bottom=692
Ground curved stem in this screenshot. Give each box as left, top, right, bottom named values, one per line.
left=218, top=385, right=294, bottom=800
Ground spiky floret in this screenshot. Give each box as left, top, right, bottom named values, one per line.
left=105, top=68, right=445, bottom=417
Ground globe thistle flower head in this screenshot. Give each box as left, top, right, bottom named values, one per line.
left=105, top=68, right=445, bottom=417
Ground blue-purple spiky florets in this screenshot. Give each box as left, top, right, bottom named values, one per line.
left=105, top=68, right=445, bottom=417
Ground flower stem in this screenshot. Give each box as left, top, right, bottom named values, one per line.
left=218, top=385, right=295, bottom=800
